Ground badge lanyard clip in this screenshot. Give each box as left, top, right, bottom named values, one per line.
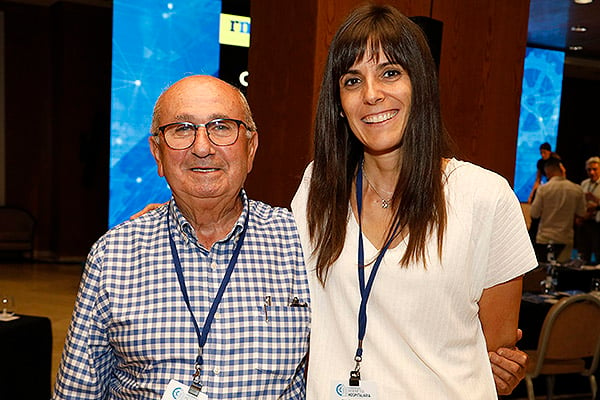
left=188, top=354, right=203, bottom=396
left=349, top=344, right=362, bottom=386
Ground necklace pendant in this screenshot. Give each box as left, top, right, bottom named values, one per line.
left=381, top=199, right=390, bottom=209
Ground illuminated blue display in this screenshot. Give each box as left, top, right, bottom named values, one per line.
left=109, top=0, right=221, bottom=227
left=513, top=47, right=565, bottom=202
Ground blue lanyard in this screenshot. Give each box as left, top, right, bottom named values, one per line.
left=167, top=207, right=248, bottom=390
left=352, top=165, right=398, bottom=385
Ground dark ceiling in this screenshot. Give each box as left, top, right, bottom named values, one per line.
left=527, top=0, right=600, bottom=80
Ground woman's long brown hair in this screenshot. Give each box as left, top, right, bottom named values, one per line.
left=307, top=4, right=454, bottom=285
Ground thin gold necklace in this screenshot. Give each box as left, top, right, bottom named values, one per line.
left=361, top=160, right=393, bottom=209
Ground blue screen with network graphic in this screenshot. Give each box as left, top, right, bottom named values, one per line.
left=109, top=0, right=250, bottom=227
left=513, top=47, right=565, bottom=202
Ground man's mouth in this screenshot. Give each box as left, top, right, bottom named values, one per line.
left=191, top=167, right=219, bottom=172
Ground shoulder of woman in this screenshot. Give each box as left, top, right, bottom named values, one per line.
left=301, top=161, right=314, bottom=181
left=291, top=161, right=315, bottom=217
left=445, top=159, right=505, bottom=183
left=445, top=159, right=514, bottom=201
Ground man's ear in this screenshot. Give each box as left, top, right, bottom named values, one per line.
left=149, top=136, right=165, bottom=177
left=246, top=130, right=259, bottom=174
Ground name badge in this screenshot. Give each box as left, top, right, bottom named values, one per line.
left=330, top=380, right=378, bottom=399
left=161, top=379, right=209, bottom=400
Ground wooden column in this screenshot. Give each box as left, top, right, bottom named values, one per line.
left=433, top=0, right=530, bottom=182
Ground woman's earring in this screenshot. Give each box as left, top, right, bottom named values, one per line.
left=339, top=110, right=345, bottom=118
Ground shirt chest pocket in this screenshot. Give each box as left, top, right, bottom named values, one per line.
left=251, top=301, right=311, bottom=378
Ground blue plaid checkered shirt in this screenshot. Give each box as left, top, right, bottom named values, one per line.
left=54, top=191, right=311, bottom=399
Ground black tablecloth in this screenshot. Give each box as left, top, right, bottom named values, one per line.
left=533, top=263, right=600, bottom=292
left=0, top=314, right=52, bottom=399
left=555, top=266, right=600, bottom=292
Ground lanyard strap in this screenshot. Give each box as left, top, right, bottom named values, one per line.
left=167, top=207, right=248, bottom=379
left=353, top=165, right=398, bottom=379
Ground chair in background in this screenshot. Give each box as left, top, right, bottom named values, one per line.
left=524, top=293, right=600, bottom=400
left=0, top=206, right=35, bottom=259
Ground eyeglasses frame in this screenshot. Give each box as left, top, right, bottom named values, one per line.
left=153, top=118, right=250, bottom=149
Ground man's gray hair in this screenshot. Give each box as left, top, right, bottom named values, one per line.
left=586, top=156, right=600, bottom=168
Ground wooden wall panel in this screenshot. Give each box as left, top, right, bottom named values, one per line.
left=433, top=0, right=530, bottom=182
left=50, top=3, right=111, bottom=259
left=244, top=1, right=319, bottom=207
left=2, top=2, right=110, bottom=260
left=3, top=3, right=54, bottom=256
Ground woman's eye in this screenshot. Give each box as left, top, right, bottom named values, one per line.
left=383, top=69, right=401, bottom=79
left=343, top=77, right=360, bottom=87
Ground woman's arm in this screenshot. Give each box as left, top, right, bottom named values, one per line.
left=479, top=275, right=523, bottom=351
left=479, top=276, right=525, bottom=395
left=479, top=276, right=527, bottom=395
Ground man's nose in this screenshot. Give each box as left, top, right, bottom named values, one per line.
left=191, top=126, right=216, bottom=156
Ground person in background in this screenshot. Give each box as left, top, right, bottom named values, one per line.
left=53, top=75, right=310, bottom=399
left=290, top=4, right=537, bottom=399
left=527, top=142, right=562, bottom=244
left=528, top=142, right=561, bottom=204
left=530, top=157, right=586, bottom=262
left=576, top=156, right=600, bottom=263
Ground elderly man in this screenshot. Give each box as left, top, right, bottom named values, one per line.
left=53, top=75, right=310, bottom=399
left=576, top=156, right=600, bottom=263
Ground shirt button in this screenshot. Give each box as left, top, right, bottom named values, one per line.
left=213, top=367, right=220, bottom=375
left=210, top=262, right=218, bottom=270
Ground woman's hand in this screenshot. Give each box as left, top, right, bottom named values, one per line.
left=489, top=329, right=528, bottom=395
left=129, top=203, right=167, bottom=220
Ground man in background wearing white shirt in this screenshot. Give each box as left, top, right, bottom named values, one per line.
left=531, top=157, right=586, bottom=262
left=576, top=156, right=600, bottom=263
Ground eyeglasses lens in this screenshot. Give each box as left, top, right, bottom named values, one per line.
left=206, top=120, right=239, bottom=145
left=163, top=120, right=240, bottom=149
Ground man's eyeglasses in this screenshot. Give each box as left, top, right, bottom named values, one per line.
left=154, top=118, right=249, bottom=149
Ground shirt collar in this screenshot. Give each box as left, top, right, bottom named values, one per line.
left=168, top=190, right=249, bottom=248
left=548, top=175, right=565, bottom=182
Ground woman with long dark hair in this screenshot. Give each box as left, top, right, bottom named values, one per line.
left=291, top=4, right=536, bottom=398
